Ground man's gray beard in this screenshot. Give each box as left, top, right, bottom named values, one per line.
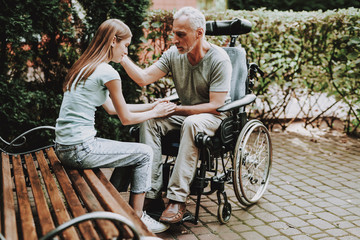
left=178, top=40, right=197, bottom=54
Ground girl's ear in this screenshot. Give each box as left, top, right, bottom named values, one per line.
left=111, top=36, right=116, bottom=47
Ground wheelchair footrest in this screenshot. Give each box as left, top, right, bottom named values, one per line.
left=180, top=211, right=198, bottom=225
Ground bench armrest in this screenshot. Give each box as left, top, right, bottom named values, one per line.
left=39, top=211, right=157, bottom=240
left=216, top=94, right=256, bottom=112
left=0, top=126, right=55, bottom=153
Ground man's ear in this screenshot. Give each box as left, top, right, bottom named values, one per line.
left=197, top=28, right=204, bottom=38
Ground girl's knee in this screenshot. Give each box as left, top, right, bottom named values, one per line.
left=140, top=143, right=153, bottom=162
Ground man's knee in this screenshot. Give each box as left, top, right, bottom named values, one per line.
left=182, top=115, right=200, bottom=129
left=140, top=119, right=159, bottom=144
left=140, top=118, right=153, bottom=130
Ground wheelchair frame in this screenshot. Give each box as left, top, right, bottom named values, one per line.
left=159, top=19, right=273, bottom=224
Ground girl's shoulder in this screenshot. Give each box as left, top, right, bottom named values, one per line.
left=96, top=62, right=117, bottom=72
left=92, top=62, right=120, bottom=85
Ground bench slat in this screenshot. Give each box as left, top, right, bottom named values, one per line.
left=35, top=151, right=80, bottom=240
left=1, top=153, right=18, bottom=240
left=94, top=169, right=155, bottom=237
left=82, top=169, right=135, bottom=238
left=45, top=148, right=101, bottom=240
left=23, top=154, right=55, bottom=236
left=66, top=168, right=120, bottom=239
left=82, top=169, right=131, bottom=216
left=83, top=169, right=156, bottom=237
left=12, top=155, right=37, bottom=239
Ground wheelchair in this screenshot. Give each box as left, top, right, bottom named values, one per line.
left=133, top=18, right=272, bottom=224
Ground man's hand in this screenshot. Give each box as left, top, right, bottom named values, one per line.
left=172, top=91, right=228, bottom=116
left=152, top=102, right=176, bottom=118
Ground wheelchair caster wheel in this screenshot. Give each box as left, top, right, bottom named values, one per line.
left=217, top=201, right=232, bottom=224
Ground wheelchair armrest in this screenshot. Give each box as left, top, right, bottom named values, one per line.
left=129, top=125, right=140, bottom=138
left=164, top=92, right=179, bottom=102
left=216, top=94, right=256, bottom=112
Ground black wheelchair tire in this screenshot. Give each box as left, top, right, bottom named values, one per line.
left=217, top=201, right=232, bottom=224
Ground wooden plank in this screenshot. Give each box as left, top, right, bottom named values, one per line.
left=83, top=169, right=155, bottom=237
left=95, top=169, right=155, bottom=237
left=66, top=168, right=119, bottom=239
left=35, top=151, right=79, bottom=240
left=1, top=153, right=18, bottom=240
left=45, top=148, right=100, bottom=240
left=81, top=169, right=135, bottom=238
left=82, top=169, right=131, bottom=217
left=23, top=153, right=55, bottom=236
left=12, top=155, right=37, bottom=239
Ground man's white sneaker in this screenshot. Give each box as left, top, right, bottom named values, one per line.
left=141, top=211, right=169, bottom=233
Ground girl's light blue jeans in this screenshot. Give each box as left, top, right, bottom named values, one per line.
left=55, top=137, right=152, bottom=194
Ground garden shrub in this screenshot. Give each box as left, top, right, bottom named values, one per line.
left=0, top=0, right=150, bottom=145
left=0, top=0, right=75, bottom=147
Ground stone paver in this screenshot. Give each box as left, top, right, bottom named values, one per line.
left=152, top=130, right=360, bottom=239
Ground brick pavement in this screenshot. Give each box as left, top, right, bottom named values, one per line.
left=151, top=130, right=360, bottom=240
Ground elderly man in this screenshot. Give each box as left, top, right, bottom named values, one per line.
left=120, top=6, right=232, bottom=224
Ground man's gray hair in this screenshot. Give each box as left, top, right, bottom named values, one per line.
left=173, top=7, right=206, bottom=33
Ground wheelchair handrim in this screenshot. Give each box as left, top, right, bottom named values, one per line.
left=233, top=120, right=272, bottom=206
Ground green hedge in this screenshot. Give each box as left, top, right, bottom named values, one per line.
left=141, top=8, right=360, bottom=136
left=228, top=0, right=360, bottom=11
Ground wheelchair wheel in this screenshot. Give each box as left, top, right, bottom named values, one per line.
left=217, top=201, right=232, bottom=224
left=232, top=119, right=272, bottom=206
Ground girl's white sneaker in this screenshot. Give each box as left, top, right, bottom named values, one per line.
left=141, top=211, right=169, bottom=233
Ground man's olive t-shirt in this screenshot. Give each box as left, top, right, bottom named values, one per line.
left=154, top=44, right=232, bottom=105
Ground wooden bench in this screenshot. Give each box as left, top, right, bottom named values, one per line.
left=0, top=127, right=157, bottom=240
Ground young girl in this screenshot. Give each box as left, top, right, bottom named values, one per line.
left=55, top=19, right=175, bottom=233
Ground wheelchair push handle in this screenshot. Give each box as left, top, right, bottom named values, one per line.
left=248, top=63, right=265, bottom=89
left=206, top=18, right=252, bottom=36
left=249, top=63, right=264, bottom=77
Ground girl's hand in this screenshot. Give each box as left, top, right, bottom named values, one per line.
left=151, top=99, right=170, bottom=109
left=152, top=102, right=176, bottom=118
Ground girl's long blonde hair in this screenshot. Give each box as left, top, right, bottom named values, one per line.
left=63, top=19, right=132, bottom=92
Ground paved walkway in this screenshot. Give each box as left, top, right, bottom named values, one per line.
left=152, top=130, right=360, bottom=240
